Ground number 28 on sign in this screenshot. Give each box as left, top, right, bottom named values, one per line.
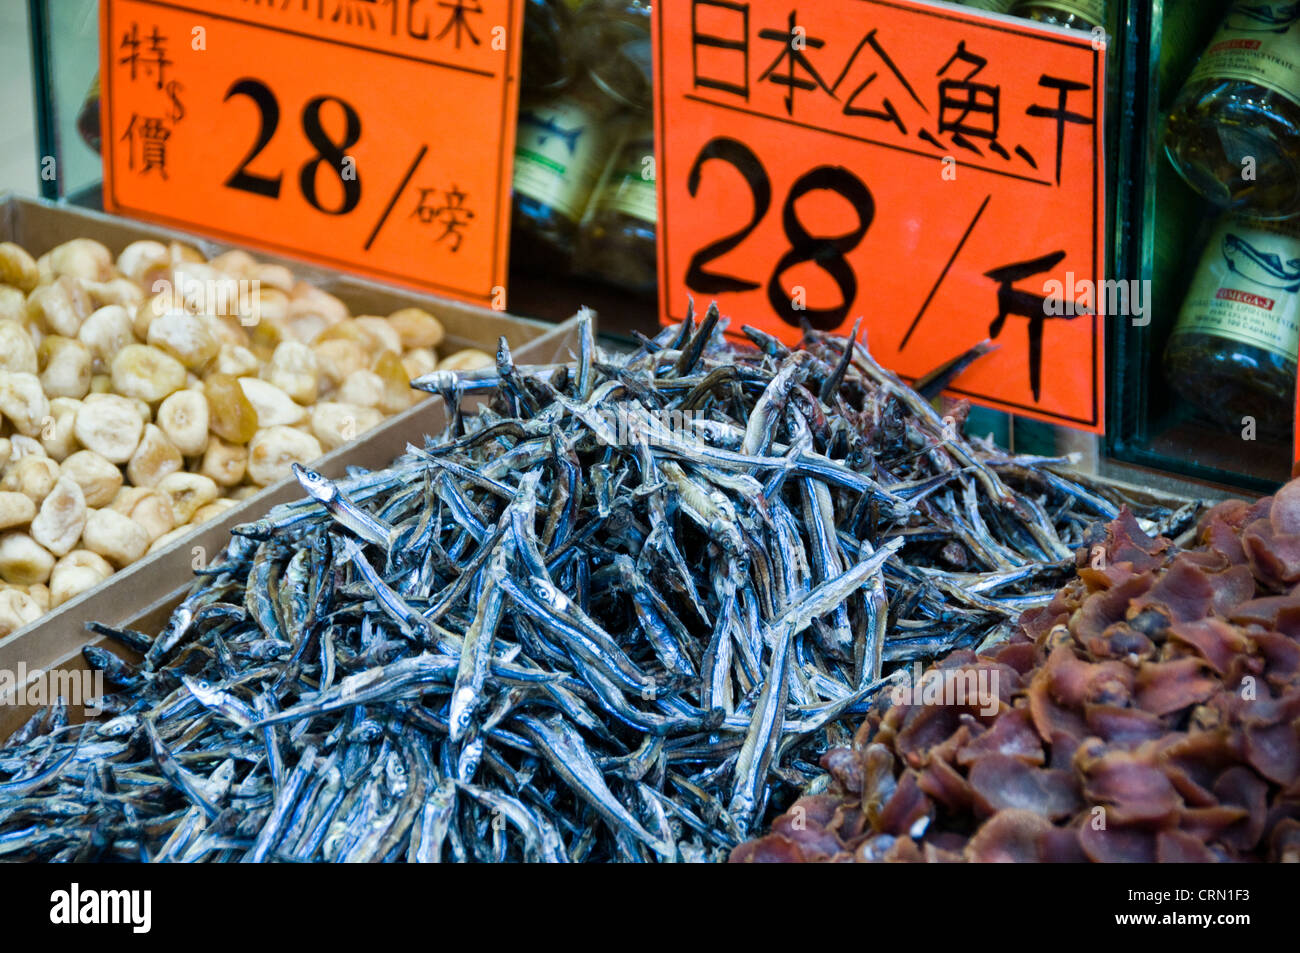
left=653, top=0, right=1107, bottom=432
left=102, top=0, right=522, bottom=308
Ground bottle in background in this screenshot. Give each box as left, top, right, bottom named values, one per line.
left=576, top=119, right=656, bottom=293
left=1164, top=4, right=1300, bottom=219
left=1164, top=214, right=1300, bottom=436
left=1010, top=0, right=1106, bottom=32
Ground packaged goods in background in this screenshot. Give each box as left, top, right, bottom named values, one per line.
left=511, top=0, right=652, bottom=276
left=1010, top=0, right=1106, bottom=31
left=576, top=120, right=656, bottom=293
left=1164, top=4, right=1300, bottom=219
left=1163, top=215, right=1300, bottom=437
left=0, top=233, right=494, bottom=632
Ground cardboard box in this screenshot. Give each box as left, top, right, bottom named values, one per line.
left=0, top=196, right=581, bottom=736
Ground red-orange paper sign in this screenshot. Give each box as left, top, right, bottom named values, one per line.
left=101, top=0, right=523, bottom=308
left=653, top=0, right=1107, bottom=432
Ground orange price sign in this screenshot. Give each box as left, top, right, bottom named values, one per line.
left=101, top=0, right=523, bottom=308
left=653, top=0, right=1107, bottom=432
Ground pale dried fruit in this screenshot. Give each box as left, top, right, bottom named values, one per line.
left=191, top=498, right=237, bottom=525
left=208, top=249, right=256, bottom=276
left=27, top=276, right=93, bottom=336
left=81, top=509, right=150, bottom=567
left=155, top=389, right=210, bottom=456
left=147, top=310, right=220, bottom=370
left=200, top=437, right=248, bottom=487
left=85, top=277, right=144, bottom=311
left=312, top=338, right=368, bottom=391
left=110, top=486, right=152, bottom=515
left=246, top=286, right=290, bottom=327
left=0, top=287, right=25, bottom=324
left=288, top=282, right=348, bottom=326
left=156, top=472, right=220, bottom=524
left=0, top=242, right=40, bottom=292
left=121, top=489, right=176, bottom=542
left=437, top=348, right=494, bottom=371
left=3, top=456, right=60, bottom=504
left=401, top=348, right=438, bottom=382
left=49, top=549, right=114, bottom=608
left=74, top=394, right=143, bottom=462
left=374, top=350, right=415, bottom=414
left=116, top=240, right=170, bottom=285
left=39, top=397, right=80, bottom=461
left=250, top=263, right=295, bottom=293
left=26, top=584, right=49, bottom=613
left=0, top=321, right=39, bottom=374
left=354, top=316, right=404, bottom=356
left=338, top=370, right=384, bottom=409
left=265, top=341, right=319, bottom=404
left=38, top=336, right=92, bottom=399
left=214, top=343, right=259, bottom=378
left=247, top=426, right=323, bottom=486
left=59, top=450, right=122, bottom=508
left=205, top=373, right=259, bottom=443
left=0, top=440, right=11, bottom=474
left=126, top=424, right=183, bottom=488
left=29, top=477, right=86, bottom=557
left=309, top=402, right=383, bottom=451
left=111, top=344, right=187, bottom=402
left=0, top=371, right=50, bottom=438
left=0, top=492, right=35, bottom=530
left=8, top=436, right=44, bottom=462
left=228, top=485, right=260, bottom=501
left=387, top=307, right=445, bottom=349
left=89, top=374, right=111, bottom=394
left=238, top=377, right=306, bottom=427
left=48, top=238, right=113, bottom=282
left=0, top=532, right=54, bottom=585
left=0, top=588, right=41, bottom=635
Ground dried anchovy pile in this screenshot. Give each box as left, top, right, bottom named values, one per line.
left=0, top=308, right=1195, bottom=862
left=733, top=491, right=1300, bottom=863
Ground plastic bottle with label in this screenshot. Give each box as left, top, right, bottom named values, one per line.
left=576, top=120, right=656, bottom=293
left=1164, top=4, right=1300, bottom=219
left=1163, top=215, right=1300, bottom=436
left=1009, top=0, right=1106, bottom=32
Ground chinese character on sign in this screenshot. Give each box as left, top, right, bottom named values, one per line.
left=984, top=250, right=1089, bottom=401
left=691, top=0, right=750, bottom=99
left=1027, top=75, right=1093, bottom=184
left=330, top=0, right=382, bottom=28
left=830, top=28, right=924, bottom=134
left=412, top=185, right=475, bottom=251
left=119, top=23, right=172, bottom=90
left=119, top=114, right=172, bottom=179
left=436, top=0, right=482, bottom=48
left=757, top=10, right=834, bottom=116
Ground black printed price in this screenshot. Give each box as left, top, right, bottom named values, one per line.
left=682, top=135, right=875, bottom=330
left=223, top=78, right=363, bottom=216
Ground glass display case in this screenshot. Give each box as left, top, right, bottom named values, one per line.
left=1109, top=0, right=1299, bottom=493
left=28, top=0, right=102, bottom=206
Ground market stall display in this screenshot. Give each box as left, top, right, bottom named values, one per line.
left=734, top=485, right=1300, bottom=863
left=0, top=313, right=1201, bottom=861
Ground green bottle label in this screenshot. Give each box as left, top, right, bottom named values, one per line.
left=593, top=138, right=657, bottom=224
left=513, top=98, right=610, bottom=222
left=1186, top=4, right=1300, bottom=106
left=1172, top=218, right=1300, bottom=363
